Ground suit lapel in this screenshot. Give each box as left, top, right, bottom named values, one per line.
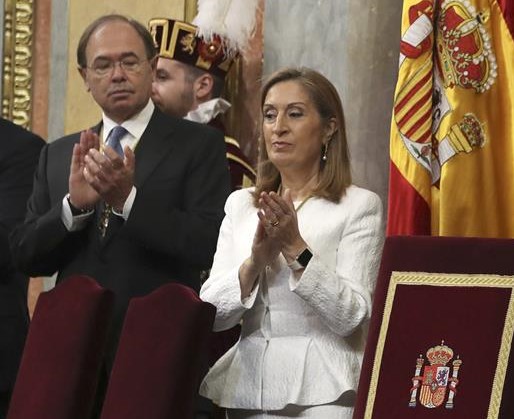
left=92, top=121, right=102, bottom=135
left=133, top=109, right=177, bottom=189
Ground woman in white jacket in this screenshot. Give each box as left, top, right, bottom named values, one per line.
left=200, top=67, right=384, bottom=418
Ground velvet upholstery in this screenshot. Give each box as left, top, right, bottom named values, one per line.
left=99, top=282, right=216, bottom=419
left=354, top=236, right=514, bottom=419
left=7, top=275, right=114, bottom=419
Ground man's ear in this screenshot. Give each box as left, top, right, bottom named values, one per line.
left=194, top=73, right=214, bottom=101
left=77, top=66, right=90, bottom=92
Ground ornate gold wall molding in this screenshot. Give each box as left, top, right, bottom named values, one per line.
left=2, top=0, right=34, bottom=128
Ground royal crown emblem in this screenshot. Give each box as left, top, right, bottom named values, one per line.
left=409, top=340, right=463, bottom=409
left=436, top=0, right=497, bottom=93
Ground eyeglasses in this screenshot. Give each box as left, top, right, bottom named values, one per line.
left=86, top=58, right=148, bottom=77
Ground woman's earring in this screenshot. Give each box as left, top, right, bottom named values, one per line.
left=322, top=143, right=328, bottom=161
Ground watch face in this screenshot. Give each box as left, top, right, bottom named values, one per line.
left=297, top=248, right=313, bottom=267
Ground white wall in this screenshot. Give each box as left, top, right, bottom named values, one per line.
left=263, top=0, right=403, bottom=208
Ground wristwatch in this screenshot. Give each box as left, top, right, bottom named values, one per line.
left=287, top=248, right=313, bottom=271
left=66, top=194, right=93, bottom=216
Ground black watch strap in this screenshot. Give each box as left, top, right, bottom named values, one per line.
left=67, top=195, right=93, bottom=216
left=288, top=248, right=313, bottom=271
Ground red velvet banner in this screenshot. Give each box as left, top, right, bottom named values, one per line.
left=366, top=278, right=512, bottom=418
left=354, top=236, right=514, bottom=419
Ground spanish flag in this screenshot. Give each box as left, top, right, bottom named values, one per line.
left=387, top=0, right=514, bottom=237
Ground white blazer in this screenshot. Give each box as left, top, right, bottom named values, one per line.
left=199, top=186, right=384, bottom=410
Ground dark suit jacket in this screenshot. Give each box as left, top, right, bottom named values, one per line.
left=0, top=118, right=44, bottom=392
left=10, top=108, right=230, bottom=364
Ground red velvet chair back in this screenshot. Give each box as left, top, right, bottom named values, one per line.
left=353, top=236, right=514, bottom=419
left=99, top=282, right=216, bottom=419
left=7, top=275, right=114, bottom=419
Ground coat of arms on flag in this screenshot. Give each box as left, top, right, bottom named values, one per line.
left=387, top=0, right=514, bottom=237
left=409, top=340, right=463, bottom=409
left=394, top=0, right=495, bottom=185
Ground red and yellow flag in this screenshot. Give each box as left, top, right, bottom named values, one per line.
left=388, top=0, right=514, bottom=237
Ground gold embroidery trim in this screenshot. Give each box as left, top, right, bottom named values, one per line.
left=241, top=174, right=253, bottom=189
left=226, top=152, right=256, bottom=176
left=225, top=136, right=241, bottom=148
left=364, top=271, right=514, bottom=419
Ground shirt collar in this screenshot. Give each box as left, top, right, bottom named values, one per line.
left=102, top=99, right=155, bottom=141
left=184, top=98, right=231, bottom=124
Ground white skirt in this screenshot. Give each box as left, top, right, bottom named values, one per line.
left=226, top=404, right=353, bottom=418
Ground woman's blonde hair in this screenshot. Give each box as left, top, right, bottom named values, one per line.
left=252, top=67, right=351, bottom=206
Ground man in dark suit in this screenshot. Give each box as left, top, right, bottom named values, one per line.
left=10, top=13, right=230, bottom=378
left=0, top=118, right=44, bottom=418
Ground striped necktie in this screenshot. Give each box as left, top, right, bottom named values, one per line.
left=106, top=125, right=127, bottom=157
left=99, top=126, right=127, bottom=238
